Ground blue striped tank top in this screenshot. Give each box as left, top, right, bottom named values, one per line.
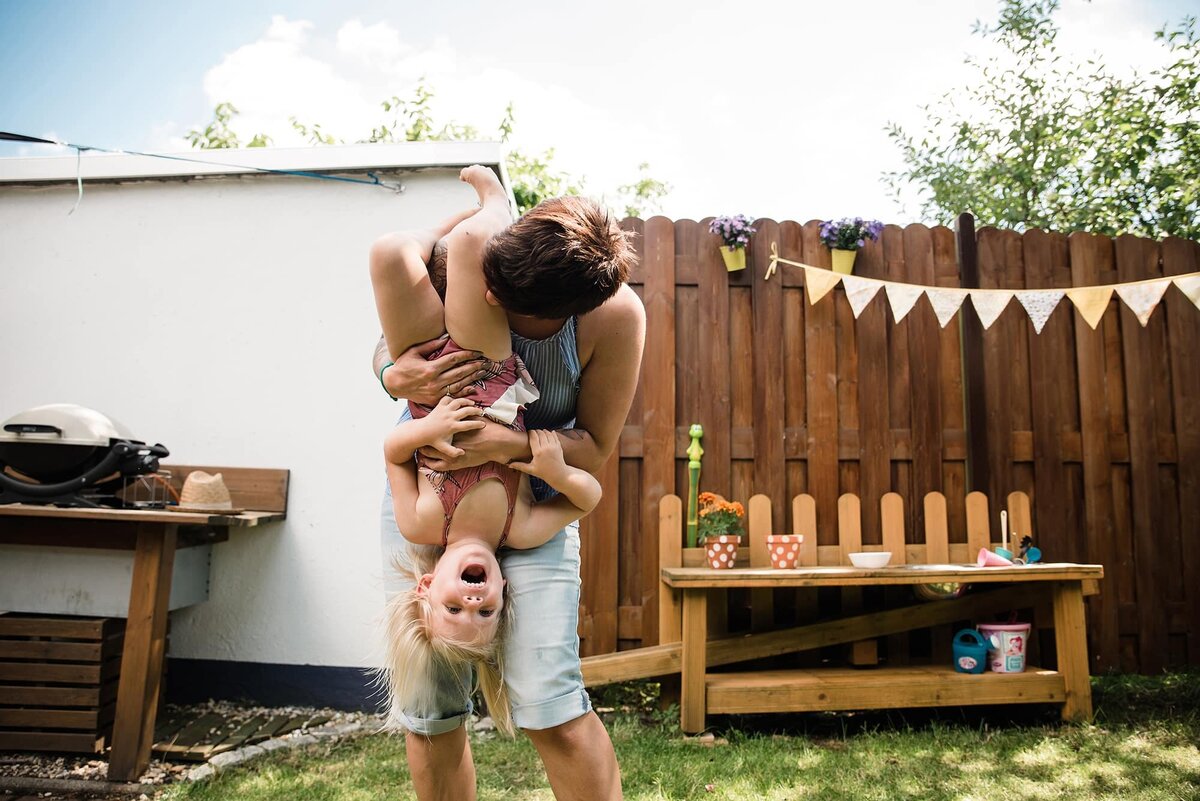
left=512, top=317, right=581, bottom=500
left=512, top=316, right=580, bottom=432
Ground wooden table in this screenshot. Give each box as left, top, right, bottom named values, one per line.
left=661, top=562, right=1104, bottom=733
left=0, top=504, right=283, bottom=781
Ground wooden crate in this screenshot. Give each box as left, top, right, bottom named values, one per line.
left=0, top=613, right=125, bottom=753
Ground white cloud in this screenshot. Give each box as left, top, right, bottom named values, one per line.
left=336, top=19, right=408, bottom=69
left=177, top=0, right=1183, bottom=223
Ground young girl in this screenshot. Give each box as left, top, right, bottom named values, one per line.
left=372, top=166, right=603, bottom=737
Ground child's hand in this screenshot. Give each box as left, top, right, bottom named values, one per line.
left=424, top=396, right=486, bottom=458
left=509, top=430, right=568, bottom=480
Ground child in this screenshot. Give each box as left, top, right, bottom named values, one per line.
left=372, top=166, right=603, bottom=737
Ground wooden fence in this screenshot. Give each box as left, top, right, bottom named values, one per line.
left=576, top=216, right=1199, bottom=676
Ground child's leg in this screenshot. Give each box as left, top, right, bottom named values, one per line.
left=443, top=168, right=514, bottom=361
left=370, top=234, right=446, bottom=359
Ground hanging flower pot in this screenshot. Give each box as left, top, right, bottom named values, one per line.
left=719, top=246, right=747, bottom=272
left=830, top=249, right=857, bottom=275
left=819, top=217, right=884, bottom=277
left=709, top=215, right=756, bottom=274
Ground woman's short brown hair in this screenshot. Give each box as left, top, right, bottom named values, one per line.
left=482, top=196, right=635, bottom=318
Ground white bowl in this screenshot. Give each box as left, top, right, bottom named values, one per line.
left=849, top=551, right=892, bottom=568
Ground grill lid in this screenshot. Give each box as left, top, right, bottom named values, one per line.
left=1, top=403, right=133, bottom=447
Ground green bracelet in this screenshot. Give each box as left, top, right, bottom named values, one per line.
left=379, top=361, right=399, bottom=401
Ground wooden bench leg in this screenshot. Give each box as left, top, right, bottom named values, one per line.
left=108, top=523, right=176, bottom=781
left=681, top=589, right=708, bottom=733
left=1052, top=580, right=1092, bottom=722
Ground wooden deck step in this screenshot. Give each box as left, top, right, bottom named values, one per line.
left=705, top=665, right=1066, bottom=715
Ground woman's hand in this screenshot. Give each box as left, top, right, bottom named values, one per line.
left=382, top=335, right=488, bottom=406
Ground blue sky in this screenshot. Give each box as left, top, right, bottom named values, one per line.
left=2, top=0, right=1196, bottom=222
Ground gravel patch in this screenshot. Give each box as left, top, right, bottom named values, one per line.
left=0, top=700, right=378, bottom=793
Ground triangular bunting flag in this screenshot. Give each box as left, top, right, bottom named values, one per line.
left=884, top=283, right=924, bottom=323
left=841, top=275, right=882, bottom=318
left=927, top=288, right=967, bottom=328
left=1066, top=286, right=1113, bottom=330
left=1016, top=289, right=1065, bottom=334
left=803, top=266, right=842, bottom=305
left=1115, top=279, right=1170, bottom=326
left=1175, top=275, right=1200, bottom=310
left=968, top=290, right=1013, bottom=330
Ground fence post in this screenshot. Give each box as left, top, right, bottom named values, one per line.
left=955, top=212, right=990, bottom=493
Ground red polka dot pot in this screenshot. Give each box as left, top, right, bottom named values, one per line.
left=703, top=535, right=741, bottom=569
left=766, top=534, right=803, bottom=569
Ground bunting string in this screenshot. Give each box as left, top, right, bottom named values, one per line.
left=765, top=242, right=1200, bottom=332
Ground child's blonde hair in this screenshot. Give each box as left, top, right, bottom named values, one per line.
left=379, top=546, right=515, bottom=737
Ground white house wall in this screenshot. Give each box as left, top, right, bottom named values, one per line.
left=0, top=159, right=488, bottom=670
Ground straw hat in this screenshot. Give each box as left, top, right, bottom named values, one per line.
left=169, top=471, right=243, bottom=514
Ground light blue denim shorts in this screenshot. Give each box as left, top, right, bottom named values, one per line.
left=379, top=446, right=591, bottom=734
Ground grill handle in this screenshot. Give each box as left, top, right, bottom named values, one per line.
left=0, top=442, right=134, bottom=497
left=4, top=423, right=62, bottom=436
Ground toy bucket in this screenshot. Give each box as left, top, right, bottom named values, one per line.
left=978, top=623, right=1031, bottom=673
left=952, top=629, right=989, bottom=674
left=704, top=535, right=741, bottom=569
left=766, top=534, right=802, bottom=568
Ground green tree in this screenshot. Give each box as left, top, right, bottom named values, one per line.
left=186, top=83, right=668, bottom=217
left=885, top=0, right=1199, bottom=240
left=185, top=102, right=272, bottom=149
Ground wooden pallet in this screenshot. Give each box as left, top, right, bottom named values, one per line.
left=151, top=709, right=331, bottom=762
left=0, top=614, right=125, bottom=754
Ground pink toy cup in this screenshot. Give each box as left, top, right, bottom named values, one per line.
left=977, top=547, right=1014, bottom=567
left=766, top=534, right=803, bottom=569
left=704, top=535, right=741, bottom=569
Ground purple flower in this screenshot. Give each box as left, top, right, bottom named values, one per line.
left=710, top=214, right=756, bottom=249
left=819, top=216, right=885, bottom=250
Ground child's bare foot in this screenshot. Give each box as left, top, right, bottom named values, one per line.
left=460, top=165, right=506, bottom=202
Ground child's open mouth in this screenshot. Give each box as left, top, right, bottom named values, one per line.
left=461, top=564, right=487, bottom=586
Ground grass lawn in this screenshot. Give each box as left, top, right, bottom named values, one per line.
left=159, top=671, right=1200, bottom=801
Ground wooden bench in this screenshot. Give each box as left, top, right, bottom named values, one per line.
left=582, top=490, right=1102, bottom=732
left=0, top=464, right=288, bottom=780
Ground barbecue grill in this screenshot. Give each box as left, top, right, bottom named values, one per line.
left=0, top=403, right=169, bottom=508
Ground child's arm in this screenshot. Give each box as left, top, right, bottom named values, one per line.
left=507, top=430, right=603, bottom=549
left=443, top=166, right=514, bottom=361
left=384, top=398, right=486, bottom=545
left=370, top=208, right=480, bottom=359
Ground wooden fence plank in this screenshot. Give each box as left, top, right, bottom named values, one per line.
left=978, top=228, right=1017, bottom=534
left=581, top=448, right=620, bottom=657
left=965, top=491, right=991, bottom=561
left=1023, top=230, right=1072, bottom=561
left=752, top=220, right=787, bottom=530
left=856, top=232, right=890, bottom=543
left=698, top=217, right=732, bottom=500
left=1162, top=237, right=1200, bottom=664
left=1115, top=235, right=1168, bottom=673
left=1068, top=232, right=1121, bottom=672
left=642, top=217, right=676, bottom=647
left=805, top=223, right=840, bottom=546
left=748, top=494, right=773, bottom=632
left=905, top=225, right=944, bottom=538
